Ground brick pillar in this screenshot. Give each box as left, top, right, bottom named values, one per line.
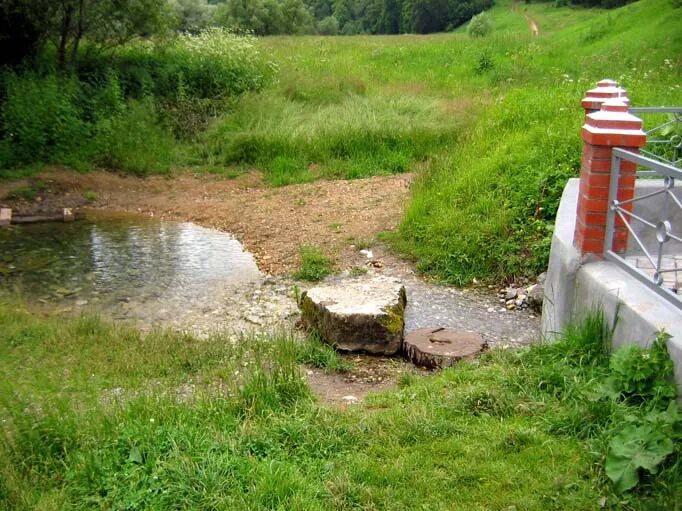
left=581, top=79, right=629, bottom=116
left=574, top=98, right=646, bottom=256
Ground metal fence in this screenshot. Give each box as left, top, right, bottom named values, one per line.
left=604, top=148, right=682, bottom=309
left=629, top=107, right=682, bottom=169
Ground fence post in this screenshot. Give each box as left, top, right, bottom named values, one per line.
left=574, top=97, right=646, bottom=257
left=580, top=79, right=628, bottom=116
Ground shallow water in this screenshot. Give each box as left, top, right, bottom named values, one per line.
left=0, top=213, right=262, bottom=327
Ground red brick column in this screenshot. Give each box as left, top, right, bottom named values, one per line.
left=574, top=98, right=646, bottom=256
left=581, top=79, right=628, bottom=116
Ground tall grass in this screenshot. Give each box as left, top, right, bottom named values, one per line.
left=0, top=29, right=275, bottom=175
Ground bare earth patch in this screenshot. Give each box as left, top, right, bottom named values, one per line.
left=0, top=168, right=413, bottom=275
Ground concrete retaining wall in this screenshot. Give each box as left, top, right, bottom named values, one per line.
left=542, top=178, right=682, bottom=393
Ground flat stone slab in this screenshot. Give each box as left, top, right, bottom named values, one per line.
left=0, top=208, right=11, bottom=227
left=404, top=328, right=486, bottom=369
left=299, top=277, right=406, bottom=354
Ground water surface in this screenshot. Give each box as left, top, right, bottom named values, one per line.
left=0, top=213, right=261, bottom=327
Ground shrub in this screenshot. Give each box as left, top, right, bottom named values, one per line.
left=0, top=73, right=91, bottom=167
left=467, top=12, right=492, bottom=38
left=317, top=16, right=340, bottom=35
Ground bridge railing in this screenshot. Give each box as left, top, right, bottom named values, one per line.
left=629, top=107, right=682, bottom=170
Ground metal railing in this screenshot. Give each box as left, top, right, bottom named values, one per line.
left=630, top=107, right=682, bottom=170
left=604, top=148, right=682, bottom=309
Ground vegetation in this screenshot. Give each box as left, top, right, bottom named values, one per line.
left=1, top=303, right=680, bottom=508
left=293, top=245, right=334, bottom=281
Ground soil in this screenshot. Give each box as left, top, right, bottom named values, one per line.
left=0, top=168, right=412, bottom=276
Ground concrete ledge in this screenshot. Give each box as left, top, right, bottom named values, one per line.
left=574, top=261, right=682, bottom=393
left=541, top=178, right=582, bottom=339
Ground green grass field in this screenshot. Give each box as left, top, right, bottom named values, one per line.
left=1, top=303, right=680, bottom=510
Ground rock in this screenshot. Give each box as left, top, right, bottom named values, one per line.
left=525, top=283, right=544, bottom=312
left=403, top=328, right=486, bottom=369
left=504, top=288, right=518, bottom=300
left=299, top=277, right=406, bottom=355
left=0, top=208, right=11, bottom=227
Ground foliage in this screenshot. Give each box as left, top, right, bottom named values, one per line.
left=605, top=403, right=680, bottom=493
left=0, top=29, right=274, bottom=174
left=4, top=0, right=172, bottom=69
left=603, top=332, right=677, bottom=404
left=293, top=245, right=333, bottom=280
left=467, top=10, right=492, bottom=37
left=215, top=0, right=316, bottom=35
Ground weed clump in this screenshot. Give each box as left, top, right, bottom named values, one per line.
left=293, top=245, right=332, bottom=281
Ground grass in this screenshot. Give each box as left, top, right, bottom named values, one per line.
left=293, top=245, right=333, bottom=281
left=1, top=302, right=680, bottom=509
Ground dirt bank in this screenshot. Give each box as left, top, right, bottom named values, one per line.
left=0, top=168, right=413, bottom=275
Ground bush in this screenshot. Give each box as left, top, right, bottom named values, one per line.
left=467, top=12, right=492, bottom=38
left=0, top=29, right=275, bottom=174
left=317, top=15, right=340, bottom=35
left=0, top=73, right=91, bottom=168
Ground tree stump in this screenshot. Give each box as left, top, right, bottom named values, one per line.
left=403, top=328, right=486, bottom=369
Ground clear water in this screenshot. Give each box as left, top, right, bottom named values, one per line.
left=0, top=213, right=261, bottom=325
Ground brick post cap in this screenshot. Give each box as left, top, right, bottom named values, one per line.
left=582, top=101, right=646, bottom=147
left=581, top=79, right=628, bottom=111
left=601, top=99, right=630, bottom=113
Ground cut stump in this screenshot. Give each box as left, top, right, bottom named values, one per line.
left=404, top=328, right=486, bottom=369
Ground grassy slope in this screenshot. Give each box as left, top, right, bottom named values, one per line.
left=198, top=0, right=681, bottom=283
left=395, top=0, right=682, bottom=283
left=1, top=303, right=680, bottom=510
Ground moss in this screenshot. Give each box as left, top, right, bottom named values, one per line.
left=379, top=287, right=406, bottom=336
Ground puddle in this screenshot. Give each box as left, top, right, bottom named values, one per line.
left=0, top=212, right=271, bottom=331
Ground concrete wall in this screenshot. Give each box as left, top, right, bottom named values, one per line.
left=542, top=178, right=682, bottom=393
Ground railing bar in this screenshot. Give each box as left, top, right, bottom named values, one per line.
left=614, top=209, right=658, bottom=268
left=617, top=188, right=668, bottom=206
left=630, top=107, right=682, bottom=113
left=658, top=268, right=682, bottom=274
left=613, top=148, right=682, bottom=176
left=605, top=251, right=682, bottom=309
left=614, top=206, right=657, bottom=228
left=642, top=119, right=677, bottom=135
left=668, top=190, right=682, bottom=210
left=668, top=233, right=682, bottom=244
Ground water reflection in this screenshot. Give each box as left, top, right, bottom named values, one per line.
left=0, top=214, right=261, bottom=321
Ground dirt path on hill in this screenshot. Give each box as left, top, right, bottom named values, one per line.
left=512, top=1, right=539, bottom=37
left=0, top=168, right=412, bottom=275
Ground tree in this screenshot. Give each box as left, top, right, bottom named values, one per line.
left=411, top=0, right=449, bottom=33
left=170, top=0, right=216, bottom=33
left=8, top=0, right=171, bottom=70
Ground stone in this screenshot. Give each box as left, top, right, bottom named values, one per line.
left=63, top=208, right=74, bottom=222
left=525, top=283, right=544, bottom=312
left=0, top=208, right=11, bottom=227
left=504, top=288, right=518, bottom=300
left=403, top=328, right=486, bottom=369
left=299, top=276, right=406, bottom=355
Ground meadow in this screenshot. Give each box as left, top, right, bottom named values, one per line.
left=2, top=2, right=682, bottom=507
left=1, top=303, right=680, bottom=509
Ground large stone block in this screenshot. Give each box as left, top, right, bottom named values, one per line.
left=299, top=277, right=406, bottom=354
